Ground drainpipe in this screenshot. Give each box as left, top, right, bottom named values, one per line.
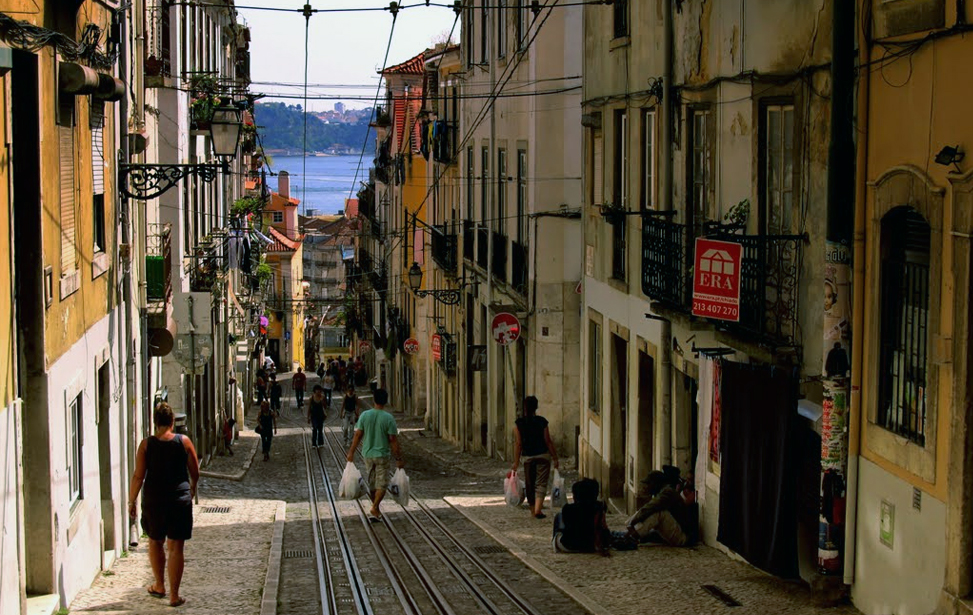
left=487, top=22, right=497, bottom=459
left=819, top=0, right=855, bottom=578
left=658, top=0, right=674, bottom=467
left=844, top=0, right=871, bottom=587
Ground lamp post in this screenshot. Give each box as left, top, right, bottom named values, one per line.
left=119, top=104, right=243, bottom=200
left=407, top=261, right=476, bottom=306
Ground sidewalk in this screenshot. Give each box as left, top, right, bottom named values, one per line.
left=69, top=423, right=285, bottom=615
left=398, top=424, right=860, bottom=615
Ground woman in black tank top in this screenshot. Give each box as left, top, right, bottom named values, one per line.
left=128, top=402, right=200, bottom=607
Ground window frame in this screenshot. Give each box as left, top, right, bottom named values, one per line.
left=640, top=108, right=656, bottom=211
left=466, top=146, right=475, bottom=221
left=760, top=101, right=796, bottom=236
left=93, top=194, right=106, bottom=254
left=497, top=148, right=507, bottom=234
left=67, top=393, right=83, bottom=506
left=686, top=106, right=711, bottom=239
left=480, top=145, right=489, bottom=224
left=497, top=0, right=507, bottom=58
left=516, top=148, right=527, bottom=244
left=272, top=211, right=284, bottom=223
left=588, top=320, right=602, bottom=413
left=480, top=1, right=488, bottom=64
left=613, top=0, right=629, bottom=39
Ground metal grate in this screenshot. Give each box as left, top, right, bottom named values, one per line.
left=201, top=506, right=230, bottom=514
left=283, top=550, right=313, bottom=559
left=473, top=545, right=507, bottom=554
left=701, top=585, right=741, bottom=607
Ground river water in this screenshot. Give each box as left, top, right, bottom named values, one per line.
left=267, top=154, right=367, bottom=216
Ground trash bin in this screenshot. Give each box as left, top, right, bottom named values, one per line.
left=174, top=413, right=188, bottom=435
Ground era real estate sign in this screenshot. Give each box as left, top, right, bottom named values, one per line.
left=692, top=238, right=743, bottom=322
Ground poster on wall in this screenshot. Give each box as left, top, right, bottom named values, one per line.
left=709, top=360, right=722, bottom=464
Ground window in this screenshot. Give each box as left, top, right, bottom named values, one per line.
left=67, top=393, right=83, bottom=504
left=688, top=108, right=711, bottom=237
left=516, top=0, right=528, bottom=47
left=762, top=104, right=795, bottom=234
left=480, top=1, right=488, bottom=64
left=878, top=207, right=930, bottom=445
left=481, top=145, right=489, bottom=224
left=91, top=99, right=105, bottom=196
left=465, top=5, right=474, bottom=68
left=466, top=147, right=475, bottom=220
left=613, top=0, right=629, bottom=38
left=517, top=149, right=527, bottom=243
left=641, top=108, right=656, bottom=210
left=497, top=148, right=507, bottom=234
left=497, top=0, right=507, bottom=57
left=588, top=321, right=601, bottom=413
left=590, top=119, right=604, bottom=206
left=272, top=211, right=284, bottom=223
left=93, top=195, right=105, bottom=254
left=59, top=120, right=77, bottom=275
left=613, top=109, right=628, bottom=208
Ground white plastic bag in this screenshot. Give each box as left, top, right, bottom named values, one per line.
left=550, top=470, right=567, bottom=508
left=389, top=468, right=411, bottom=507
left=504, top=471, right=525, bottom=507
left=338, top=462, right=362, bottom=499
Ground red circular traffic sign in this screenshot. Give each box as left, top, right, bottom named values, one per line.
left=491, top=312, right=521, bottom=346
left=358, top=340, right=372, bottom=354
left=403, top=338, right=420, bottom=355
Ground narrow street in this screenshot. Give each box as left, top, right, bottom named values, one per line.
left=71, top=375, right=861, bottom=615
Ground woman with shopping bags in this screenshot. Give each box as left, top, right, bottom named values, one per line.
left=510, top=395, right=559, bottom=519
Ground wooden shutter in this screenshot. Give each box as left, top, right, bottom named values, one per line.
left=59, top=125, right=77, bottom=273
left=90, top=99, right=105, bottom=195
left=393, top=97, right=406, bottom=152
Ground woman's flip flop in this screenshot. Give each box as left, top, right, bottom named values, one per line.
left=169, top=597, right=186, bottom=607
left=147, top=586, right=166, bottom=598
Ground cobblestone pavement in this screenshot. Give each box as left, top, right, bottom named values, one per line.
left=396, top=420, right=862, bottom=615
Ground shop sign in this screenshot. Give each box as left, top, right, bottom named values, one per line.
left=692, top=238, right=742, bottom=322
left=431, top=334, right=442, bottom=361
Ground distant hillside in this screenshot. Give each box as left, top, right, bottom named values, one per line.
left=254, top=102, right=370, bottom=153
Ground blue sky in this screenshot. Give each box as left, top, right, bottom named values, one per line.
left=238, top=1, right=460, bottom=112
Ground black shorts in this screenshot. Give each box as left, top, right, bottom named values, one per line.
left=141, top=497, right=193, bottom=541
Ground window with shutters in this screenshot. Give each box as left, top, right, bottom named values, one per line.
left=91, top=99, right=106, bottom=255
left=590, top=123, right=604, bottom=206
left=466, top=147, right=474, bottom=220
left=481, top=145, right=489, bottom=223
left=641, top=108, right=656, bottom=210
left=480, top=1, right=488, bottom=64
left=497, top=0, right=507, bottom=58
left=496, top=149, right=507, bottom=234
left=59, top=124, right=77, bottom=275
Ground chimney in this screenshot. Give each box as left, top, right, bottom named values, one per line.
left=278, top=170, right=290, bottom=199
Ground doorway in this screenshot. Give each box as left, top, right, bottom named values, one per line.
left=635, top=351, right=655, bottom=507
left=609, top=334, right=628, bottom=500
left=97, top=363, right=116, bottom=553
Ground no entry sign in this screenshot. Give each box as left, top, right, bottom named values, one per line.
left=692, top=238, right=743, bottom=322
left=358, top=340, right=372, bottom=354
left=491, top=312, right=521, bottom=346
left=431, top=334, right=442, bottom=361
left=403, top=338, right=420, bottom=355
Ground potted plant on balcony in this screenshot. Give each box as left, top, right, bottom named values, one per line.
left=188, top=74, right=221, bottom=131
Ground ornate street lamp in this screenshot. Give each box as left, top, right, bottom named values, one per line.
left=119, top=103, right=243, bottom=200
left=407, top=261, right=476, bottom=306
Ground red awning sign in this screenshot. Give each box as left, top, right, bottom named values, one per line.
left=403, top=338, right=420, bottom=355
left=431, top=334, right=442, bottom=361
left=491, top=312, right=521, bottom=346
left=692, top=238, right=743, bottom=322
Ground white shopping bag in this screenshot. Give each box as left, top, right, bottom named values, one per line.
left=389, top=468, right=411, bottom=507
left=338, top=462, right=362, bottom=499
left=550, top=470, right=567, bottom=508
left=504, top=471, right=525, bottom=507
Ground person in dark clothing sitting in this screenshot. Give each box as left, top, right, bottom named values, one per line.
left=553, top=478, right=612, bottom=556
left=625, top=470, right=694, bottom=546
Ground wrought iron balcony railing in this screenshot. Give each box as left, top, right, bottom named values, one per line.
left=511, top=241, right=528, bottom=296
left=492, top=231, right=508, bottom=283
left=431, top=224, right=458, bottom=274
left=146, top=222, right=172, bottom=302
left=641, top=214, right=805, bottom=348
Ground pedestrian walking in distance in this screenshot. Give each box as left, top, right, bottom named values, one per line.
left=341, top=385, right=362, bottom=445
left=292, top=366, right=307, bottom=408
left=269, top=375, right=282, bottom=416
left=346, top=388, right=404, bottom=521
left=256, top=401, right=278, bottom=461
left=308, top=385, right=328, bottom=448
left=511, top=395, right=559, bottom=519
left=127, top=402, right=200, bottom=608
left=322, top=370, right=335, bottom=406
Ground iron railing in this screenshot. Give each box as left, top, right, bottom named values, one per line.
left=641, top=216, right=804, bottom=348
left=146, top=222, right=172, bottom=301
left=511, top=241, right=528, bottom=295
left=877, top=259, right=929, bottom=445
left=463, top=220, right=475, bottom=262
left=492, top=231, right=508, bottom=283
left=431, top=224, right=458, bottom=274
left=477, top=225, right=489, bottom=269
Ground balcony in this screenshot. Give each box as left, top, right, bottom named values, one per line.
left=511, top=241, right=528, bottom=295
left=641, top=214, right=804, bottom=348
left=492, top=231, right=508, bottom=283
left=146, top=223, right=172, bottom=302
left=431, top=224, right=458, bottom=274
left=463, top=220, right=474, bottom=262
left=476, top=225, right=489, bottom=269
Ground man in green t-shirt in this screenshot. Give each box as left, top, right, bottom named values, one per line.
left=346, top=388, right=404, bottom=520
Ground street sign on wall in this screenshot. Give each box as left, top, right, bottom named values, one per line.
left=692, top=238, right=743, bottom=322
left=491, top=312, right=521, bottom=346
left=358, top=340, right=372, bottom=354
left=431, top=334, right=442, bottom=361
left=403, top=338, right=420, bottom=355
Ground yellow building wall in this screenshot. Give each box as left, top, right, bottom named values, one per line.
left=290, top=243, right=305, bottom=368
left=0, top=74, right=13, bottom=408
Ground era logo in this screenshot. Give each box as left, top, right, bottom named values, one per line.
left=698, top=248, right=736, bottom=290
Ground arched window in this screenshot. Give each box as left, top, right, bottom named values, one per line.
left=878, top=206, right=931, bottom=445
